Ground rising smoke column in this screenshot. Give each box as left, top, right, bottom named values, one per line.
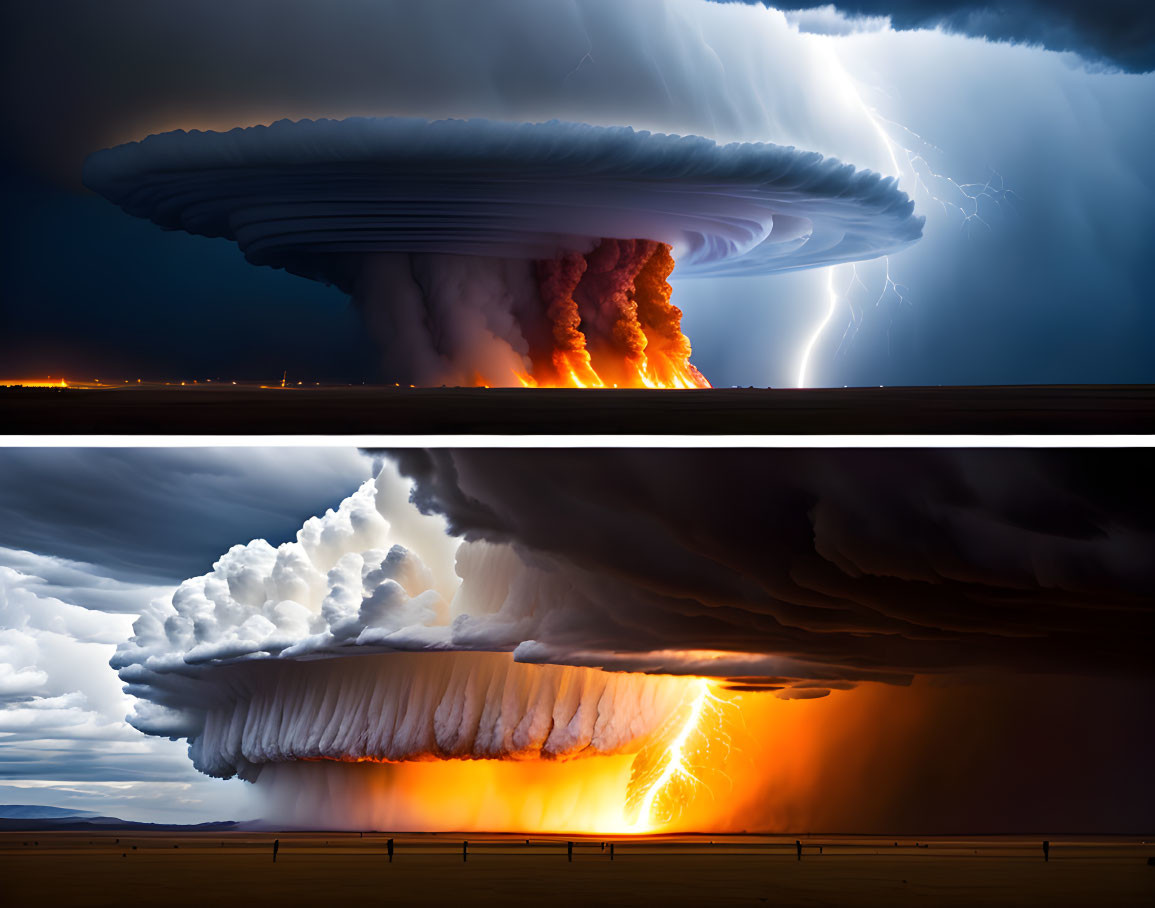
left=84, top=117, right=922, bottom=386
left=531, top=239, right=707, bottom=388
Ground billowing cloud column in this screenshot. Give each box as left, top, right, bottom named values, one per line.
left=111, top=462, right=696, bottom=787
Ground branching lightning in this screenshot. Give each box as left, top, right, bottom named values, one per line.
left=875, top=112, right=1020, bottom=236
left=626, top=679, right=731, bottom=832
left=563, top=33, right=596, bottom=83
left=792, top=46, right=1018, bottom=388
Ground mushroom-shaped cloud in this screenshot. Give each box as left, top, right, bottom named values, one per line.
left=85, top=117, right=922, bottom=387
left=111, top=463, right=696, bottom=784
left=111, top=461, right=715, bottom=831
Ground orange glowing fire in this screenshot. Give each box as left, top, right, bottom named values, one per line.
left=267, top=675, right=735, bottom=835
left=0, top=377, right=68, bottom=388
left=0, top=376, right=112, bottom=389
left=263, top=677, right=1023, bottom=836
left=528, top=240, right=710, bottom=390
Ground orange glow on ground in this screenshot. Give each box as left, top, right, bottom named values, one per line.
left=252, top=673, right=1149, bottom=835
left=259, top=676, right=739, bottom=835
left=4, top=241, right=708, bottom=391
left=287, top=681, right=907, bottom=835
left=0, top=376, right=117, bottom=389
left=1, top=377, right=68, bottom=388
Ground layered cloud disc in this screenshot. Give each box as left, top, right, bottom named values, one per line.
left=83, top=116, right=923, bottom=289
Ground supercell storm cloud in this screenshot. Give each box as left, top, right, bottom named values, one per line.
left=112, top=466, right=694, bottom=772
left=83, top=118, right=920, bottom=387
left=110, top=450, right=1154, bottom=831
left=4, top=0, right=1153, bottom=388
left=111, top=462, right=718, bottom=830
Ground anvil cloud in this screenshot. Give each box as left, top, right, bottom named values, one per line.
left=394, top=448, right=1155, bottom=681
left=110, top=465, right=693, bottom=779
left=83, top=117, right=921, bottom=283
left=109, top=450, right=1154, bottom=786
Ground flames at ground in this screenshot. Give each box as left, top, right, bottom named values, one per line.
left=358, top=239, right=708, bottom=389
left=147, top=649, right=740, bottom=832
left=533, top=240, right=707, bottom=389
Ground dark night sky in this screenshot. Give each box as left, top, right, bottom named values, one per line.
left=0, top=161, right=372, bottom=382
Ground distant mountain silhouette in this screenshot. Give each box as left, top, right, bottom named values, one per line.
left=0, top=806, right=240, bottom=832
left=0, top=804, right=98, bottom=819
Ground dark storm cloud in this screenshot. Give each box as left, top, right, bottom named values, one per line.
left=395, top=448, right=1155, bottom=682
left=83, top=116, right=920, bottom=286
left=751, top=2, right=1155, bottom=71
left=0, top=449, right=371, bottom=583
left=0, top=0, right=877, bottom=184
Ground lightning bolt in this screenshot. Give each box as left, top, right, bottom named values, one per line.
left=563, top=32, right=596, bottom=84
left=792, top=47, right=1018, bottom=388
left=796, top=266, right=842, bottom=389
left=626, top=679, right=731, bottom=832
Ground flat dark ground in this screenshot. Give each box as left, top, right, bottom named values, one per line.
left=3, top=385, right=1154, bottom=434
left=2, top=832, right=1152, bottom=907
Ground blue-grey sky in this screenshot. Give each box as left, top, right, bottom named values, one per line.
left=0, top=448, right=371, bottom=822
left=1, top=0, right=1152, bottom=387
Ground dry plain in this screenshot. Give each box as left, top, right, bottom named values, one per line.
left=2, top=831, right=1152, bottom=907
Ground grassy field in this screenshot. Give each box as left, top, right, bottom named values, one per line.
left=2, top=832, right=1152, bottom=906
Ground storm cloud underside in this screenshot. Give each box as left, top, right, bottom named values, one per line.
left=394, top=448, right=1155, bottom=681
left=753, top=1, right=1155, bottom=72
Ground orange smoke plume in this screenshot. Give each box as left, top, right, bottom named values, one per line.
left=528, top=240, right=710, bottom=389
left=535, top=251, right=603, bottom=388
left=633, top=244, right=710, bottom=389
